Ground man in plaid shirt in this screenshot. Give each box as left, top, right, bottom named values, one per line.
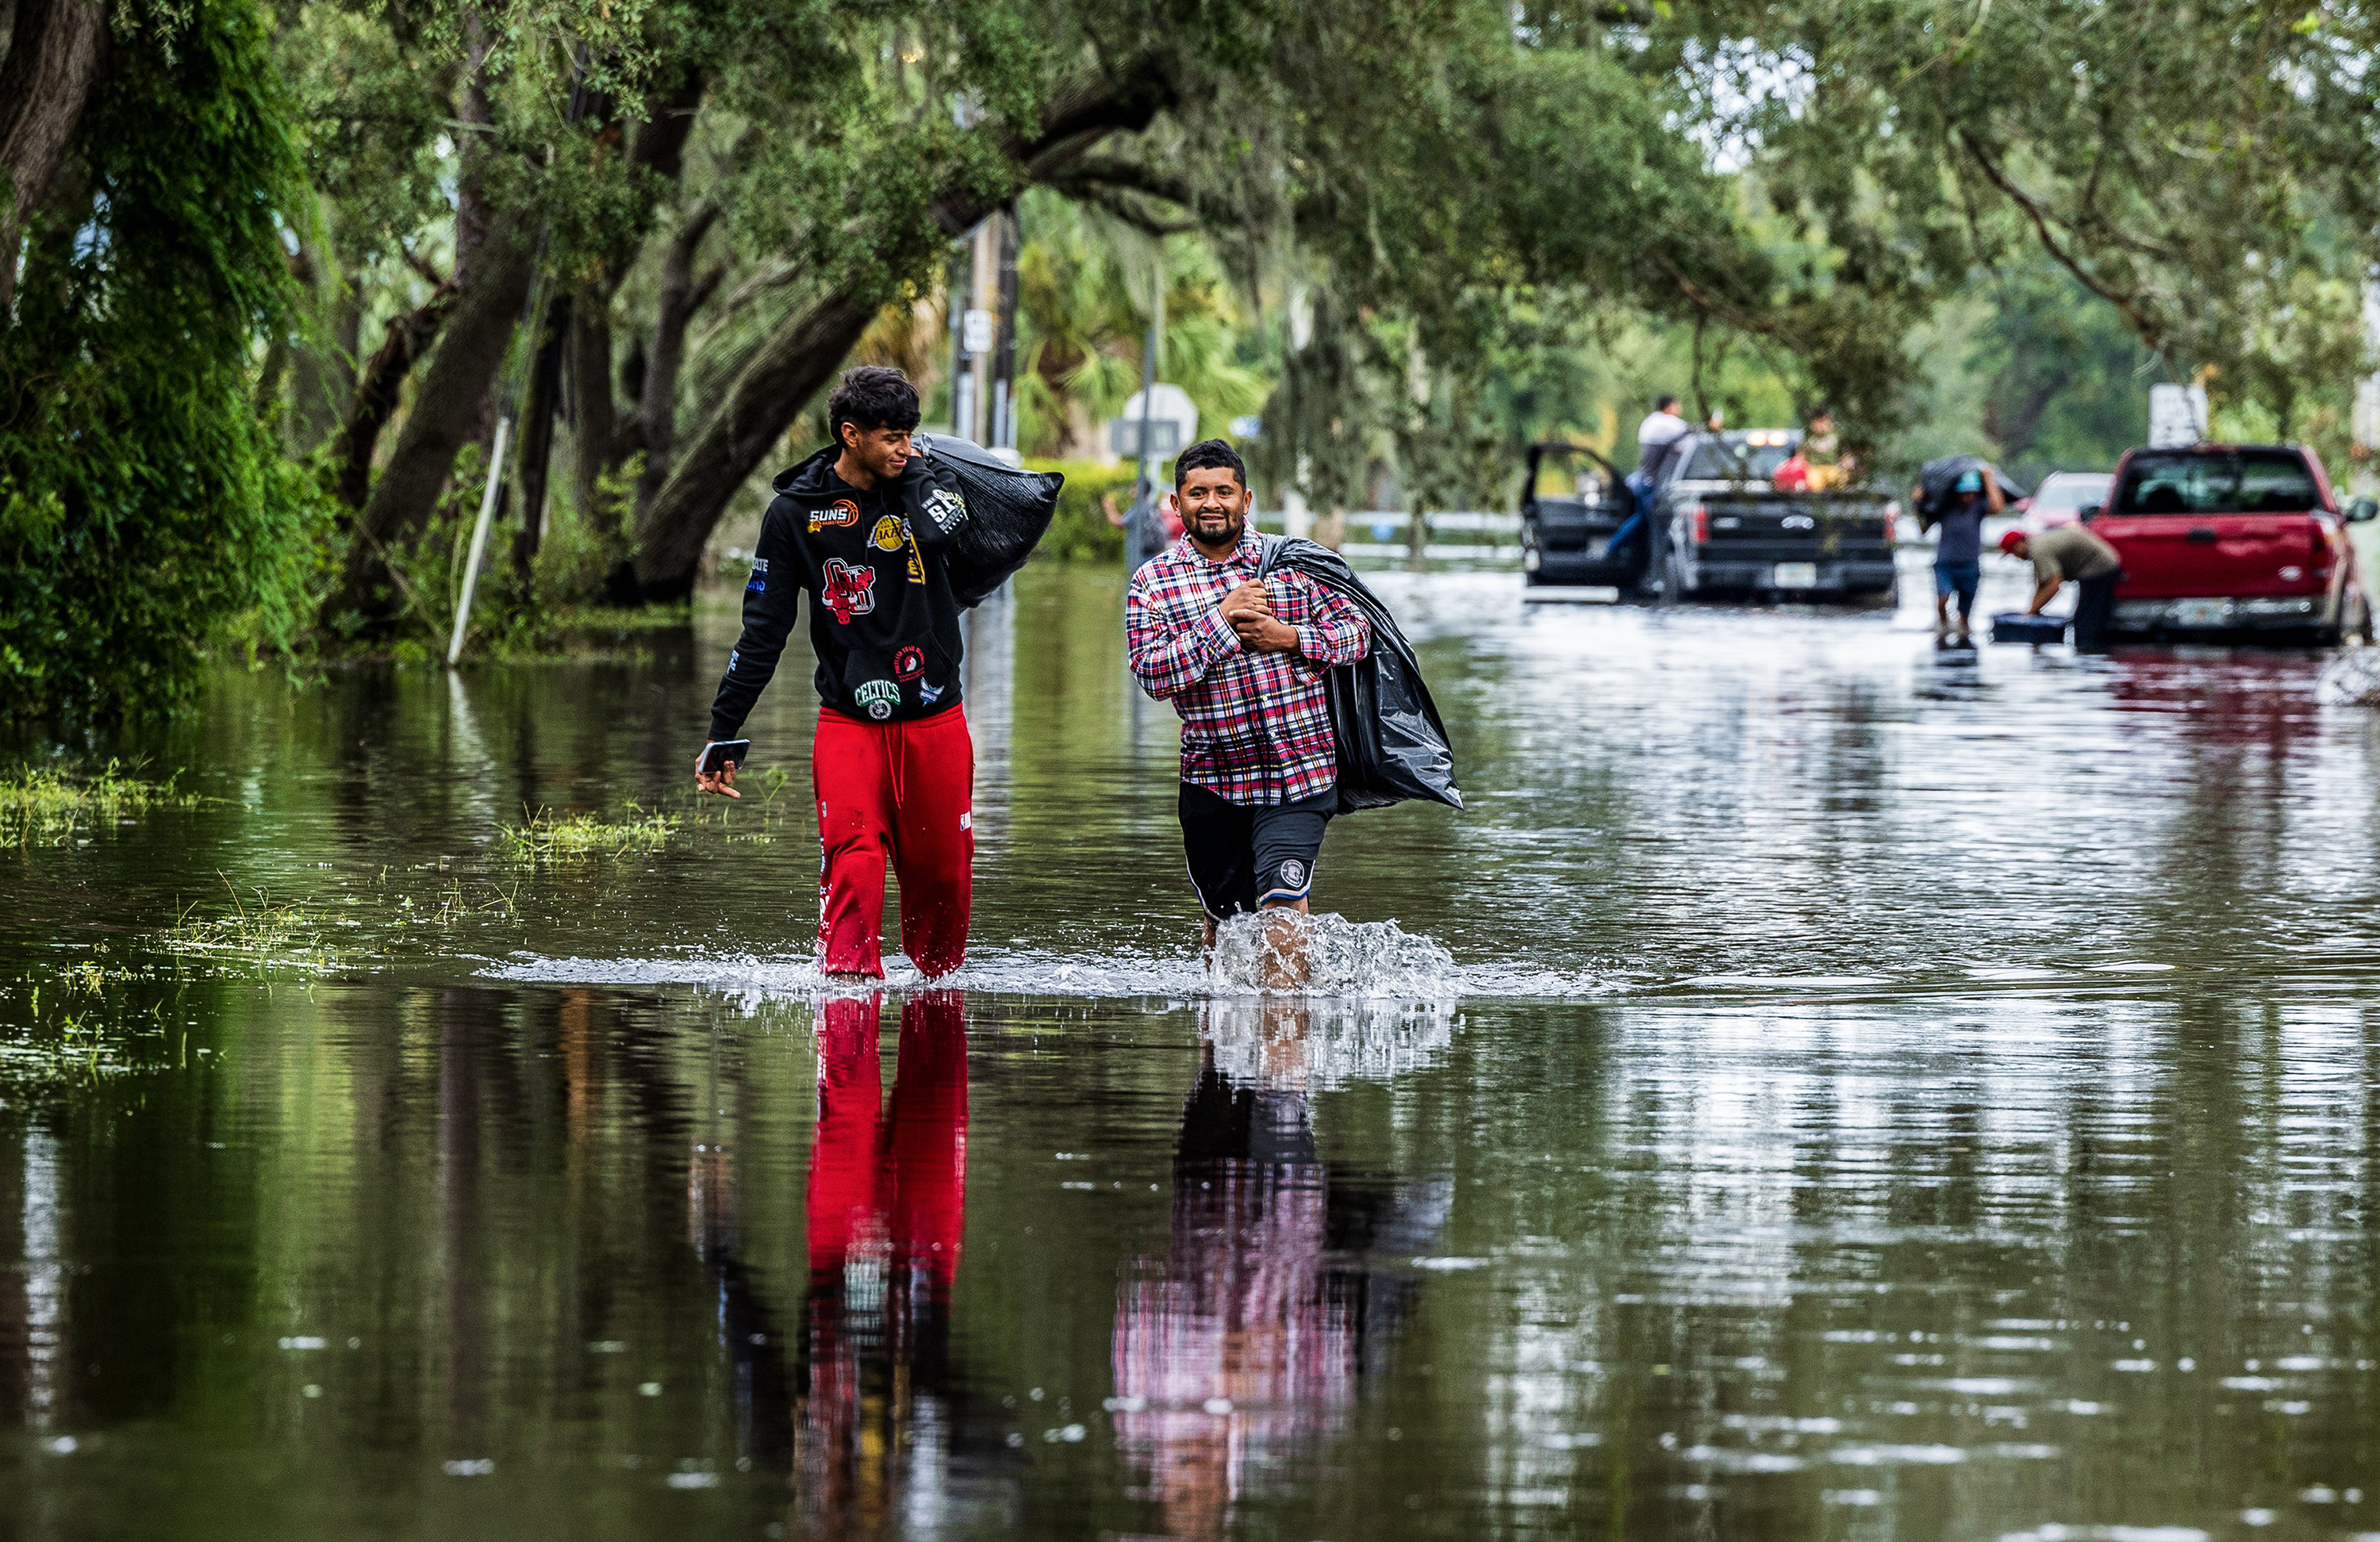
left=1127, top=439, right=1371, bottom=969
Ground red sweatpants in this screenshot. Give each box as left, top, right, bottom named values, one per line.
left=812, top=704, right=974, bottom=977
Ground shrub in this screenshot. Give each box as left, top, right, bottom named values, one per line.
left=1024, top=459, right=1141, bottom=563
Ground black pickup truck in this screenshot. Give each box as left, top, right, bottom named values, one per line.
left=1520, top=431, right=1898, bottom=602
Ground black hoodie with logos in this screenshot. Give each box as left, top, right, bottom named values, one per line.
left=706, top=444, right=973, bottom=739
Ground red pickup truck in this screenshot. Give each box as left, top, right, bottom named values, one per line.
left=2092, top=443, right=2375, bottom=643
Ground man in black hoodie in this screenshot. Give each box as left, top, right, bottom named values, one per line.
left=695, top=367, right=977, bottom=980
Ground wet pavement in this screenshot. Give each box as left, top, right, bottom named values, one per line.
left=6, top=553, right=2380, bottom=1540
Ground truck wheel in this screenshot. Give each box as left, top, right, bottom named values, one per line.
left=2348, top=585, right=2374, bottom=645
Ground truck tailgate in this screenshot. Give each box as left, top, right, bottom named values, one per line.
left=2098, top=513, right=2328, bottom=599
left=1698, top=494, right=1890, bottom=562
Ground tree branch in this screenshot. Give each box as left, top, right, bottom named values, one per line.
left=629, top=63, right=1180, bottom=601
left=1046, top=153, right=1197, bottom=209
left=1956, top=128, right=2163, bottom=349
left=0, top=0, right=106, bottom=316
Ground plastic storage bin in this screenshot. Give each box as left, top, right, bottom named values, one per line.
left=1991, top=612, right=2067, bottom=645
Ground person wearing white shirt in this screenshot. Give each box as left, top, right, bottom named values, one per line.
left=1611, top=394, right=1691, bottom=590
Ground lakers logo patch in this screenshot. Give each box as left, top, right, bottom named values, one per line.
left=870, top=515, right=907, bottom=552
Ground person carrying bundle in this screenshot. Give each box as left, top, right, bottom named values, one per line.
left=693, top=366, right=1056, bottom=980
left=1916, top=465, right=2001, bottom=644
left=1127, top=440, right=1372, bottom=986
left=1127, top=439, right=1462, bottom=988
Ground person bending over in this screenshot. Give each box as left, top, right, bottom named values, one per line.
left=2002, top=523, right=2125, bottom=654
left=694, top=366, right=977, bottom=980
left=1126, top=439, right=1371, bottom=987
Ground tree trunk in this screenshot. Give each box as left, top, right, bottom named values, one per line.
left=630, top=202, right=721, bottom=523
left=561, top=70, right=707, bottom=539
left=511, top=291, right=570, bottom=584
left=0, top=0, right=105, bottom=318
left=450, top=7, right=498, bottom=454
left=568, top=303, right=632, bottom=535
left=620, top=289, right=876, bottom=601
left=616, top=68, right=1177, bottom=602
left=323, top=226, right=536, bottom=631
left=328, top=280, right=459, bottom=510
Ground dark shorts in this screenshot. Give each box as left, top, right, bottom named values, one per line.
left=1178, top=782, right=1334, bottom=919
left=1934, top=560, right=1981, bottom=607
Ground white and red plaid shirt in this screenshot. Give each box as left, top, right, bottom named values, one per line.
left=1126, top=525, right=1372, bottom=805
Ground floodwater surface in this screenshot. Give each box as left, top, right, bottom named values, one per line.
left=6, top=557, right=2380, bottom=1540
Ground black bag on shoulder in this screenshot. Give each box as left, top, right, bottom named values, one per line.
left=1257, top=535, right=1463, bottom=814
left=914, top=434, right=1063, bottom=606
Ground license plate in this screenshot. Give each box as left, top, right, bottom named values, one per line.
left=1772, top=562, right=1818, bottom=589
left=2175, top=598, right=2233, bottom=627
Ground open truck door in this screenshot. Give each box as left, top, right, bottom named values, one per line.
left=1520, top=442, right=1639, bottom=588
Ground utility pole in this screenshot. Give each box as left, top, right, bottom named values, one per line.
left=946, top=245, right=969, bottom=439
left=962, top=209, right=1016, bottom=446
left=992, top=206, right=1019, bottom=451
left=1124, top=264, right=1165, bottom=571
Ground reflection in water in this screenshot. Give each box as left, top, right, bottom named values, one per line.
left=12, top=566, right=2380, bottom=1538
left=799, top=992, right=969, bottom=1532
left=2, top=1125, right=65, bottom=1435
left=1113, top=1000, right=1446, bottom=1539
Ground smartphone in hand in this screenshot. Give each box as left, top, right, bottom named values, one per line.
left=699, top=739, right=752, bottom=777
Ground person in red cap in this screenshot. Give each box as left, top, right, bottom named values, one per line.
left=2002, top=523, right=2125, bottom=652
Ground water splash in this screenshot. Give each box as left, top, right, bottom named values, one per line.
left=483, top=911, right=1613, bottom=1003
left=1205, top=910, right=1458, bottom=998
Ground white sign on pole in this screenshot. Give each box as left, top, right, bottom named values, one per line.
left=1111, top=382, right=1198, bottom=466
left=1108, top=419, right=1182, bottom=458
left=2148, top=383, right=2208, bottom=448
left=962, top=309, right=996, bottom=355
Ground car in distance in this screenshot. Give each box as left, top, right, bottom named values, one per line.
left=2018, top=470, right=2113, bottom=533
left=2093, top=443, right=2374, bottom=643
left=1519, top=430, right=1896, bottom=602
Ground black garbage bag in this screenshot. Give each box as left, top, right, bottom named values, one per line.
left=1257, top=535, right=1463, bottom=814
left=1915, top=455, right=2030, bottom=526
left=915, top=434, right=1062, bottom=606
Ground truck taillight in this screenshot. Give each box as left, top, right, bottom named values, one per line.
left=1691, top=504, right=1710, bottom=544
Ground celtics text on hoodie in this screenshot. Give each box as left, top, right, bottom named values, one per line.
left=707, top=445, right=973, bottom=738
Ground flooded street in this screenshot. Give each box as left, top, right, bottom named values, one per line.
left=7, top=556, right=2380, bottom=1540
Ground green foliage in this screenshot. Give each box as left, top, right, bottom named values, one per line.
left=1025, top=459, right=1138, bottom=562
left=1652, top=0, right=2380, bottom=462
left=1012, top=194, right=1267, bottom=459
left=0, top=763, right=199, bottom=847
left=500, top=805, right=680, bottom=861
left=0, top=0, right=332, bottom=719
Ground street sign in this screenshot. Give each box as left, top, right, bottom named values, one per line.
left=1109, top=418, right=1183, bottom=458
left=2148, top=383, right=2207, bottom=448
left=962, top=309, right=995, bottom=355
